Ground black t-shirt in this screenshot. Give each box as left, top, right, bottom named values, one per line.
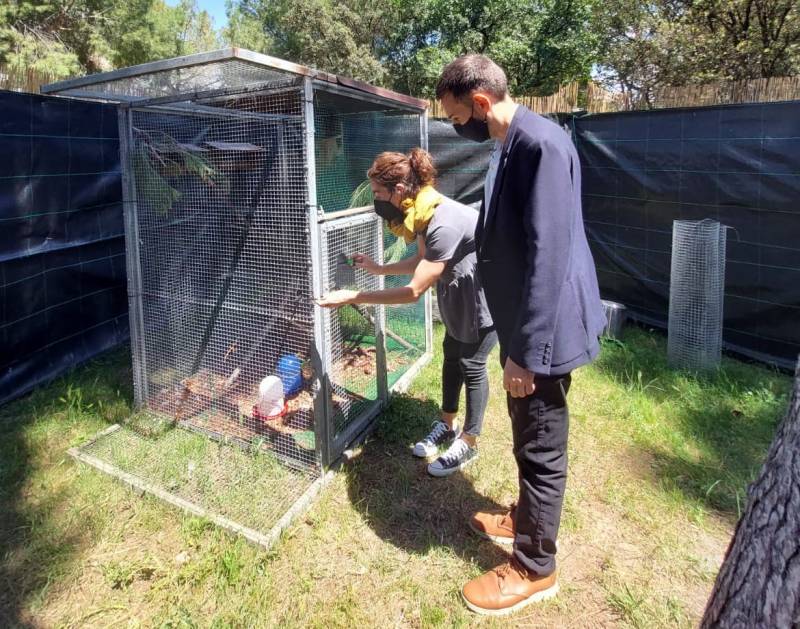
left=423, top=198, right=493, bottom=343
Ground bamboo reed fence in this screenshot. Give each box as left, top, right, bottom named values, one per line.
left=425, top=76, right=800, bottom=116
left=651, top=76, right=800, bottom=109
left=0, top=64, right=62, bottom=94
left=3, top=62, right=799, bottom=115
left=425, top=81, right=630, bottom=116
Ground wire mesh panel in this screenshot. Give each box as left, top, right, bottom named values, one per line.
left=66, top=83, right=328, bottom=544
left=320, top=213, right=384, bottom=456
left=668, top=219, right=727, bottom=370
left=311, top=86, right=430, bottom=395
left=383, top=236, right=429, bottom=389
left=128, top=90, right=319, bottom=468
left=75, top=424, right=318, bottom=545
left=55, top=59, right=292, bottom=102
left=314, top=88, right=423, bottom=213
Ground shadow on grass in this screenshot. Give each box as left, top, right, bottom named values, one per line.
left=592, top=326, right=790, bottom=516
left=0, top=348, right=132, bottom=627
left=0, top=406, right=39, bottom=628
left=343, top=394, right=510, bottom=572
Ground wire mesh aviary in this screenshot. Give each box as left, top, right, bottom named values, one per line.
left=43, top=48, right=432, bottom=548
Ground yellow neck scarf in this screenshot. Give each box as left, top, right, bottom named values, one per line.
left=389, top=186, right=443, bottom=244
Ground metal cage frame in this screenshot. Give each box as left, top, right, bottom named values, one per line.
left=43, top=49, right=432, bottom=547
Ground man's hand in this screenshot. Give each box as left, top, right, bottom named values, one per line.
left=315, top=289, right=358, bottom=308
left=352, top=253, right=380, bottom=274
left=503, top=357, right=535, bottom=398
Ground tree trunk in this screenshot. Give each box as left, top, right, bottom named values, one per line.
left=701, top=358, right=800, bottom=628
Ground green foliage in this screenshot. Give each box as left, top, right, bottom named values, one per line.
left=101, top=559, right=156, bottom=589
left=0, top=330, right=792, bottom=626
left=107, top=0, right=220, bottom=69
left=389, top=46, right=458, bottom=101
left=593, top=0, right=800, bottom=105
left=5, top=0, right=795, bottom=110
left=124, top=409, right=175, bottom=438
left=223, top=0, right=596, bottom=96
left=347, top=180, right=373, bottom=209
left=59, top=384, right=95, bottom=423
left=687, top=0, right=800, bottom=80
left=224, top=0, right=388, bottom=84
left=0, top=4, right=80, bottom=76
left=0, top=0, right=219, bottom=79
left=217, top=546, right=245, bottom=587
left=132, top=134, right=228, bottom=216
left=13, top=0, right=793, bottom=109
left=133, top=147, right=182, bottom=216
left=383, top=0, right=598, bottom=97
left=223, top=0, right=271, bottom=53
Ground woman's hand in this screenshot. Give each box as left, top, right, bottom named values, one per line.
left=352, top=253, right=381, bottom=274
left=315, top=289, right=359, bottom=308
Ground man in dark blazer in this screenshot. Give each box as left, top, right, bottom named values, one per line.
left=436, top=55, right=606, bottom=616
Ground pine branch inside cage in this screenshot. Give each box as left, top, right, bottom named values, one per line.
left=132, top=128, right=231, bottom=216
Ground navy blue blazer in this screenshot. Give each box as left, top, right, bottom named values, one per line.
left=477, top=106, right=606, bottom=376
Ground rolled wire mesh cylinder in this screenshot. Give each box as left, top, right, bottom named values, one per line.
left=668, top=219, right=727, bottom=370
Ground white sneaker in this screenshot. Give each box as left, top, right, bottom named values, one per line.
left=428, top=438, right=478, bottom=477
left=413, top=421, right=459, bottom=458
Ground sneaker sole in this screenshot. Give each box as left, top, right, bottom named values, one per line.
left=427, top=455, right=477, bottom=477
left=461, top=582, right=559, bottom=616
left=467, top=520, right=514, bottom=545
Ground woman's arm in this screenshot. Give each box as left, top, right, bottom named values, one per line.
left=355, top=235, right=426, bottom=276
left=366, top=253, right=420, bottom=276
left=317, top=255, right=444, bottom=307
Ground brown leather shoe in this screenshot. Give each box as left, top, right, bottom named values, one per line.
left=461, top=558, right=558, bottom=616
left=468, top=505, right=516, bottom=545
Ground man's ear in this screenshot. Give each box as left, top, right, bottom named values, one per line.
left=472, top=92, right=493, bottom=115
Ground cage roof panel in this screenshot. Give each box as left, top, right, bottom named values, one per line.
left=40, top=48, right=428, bottom=111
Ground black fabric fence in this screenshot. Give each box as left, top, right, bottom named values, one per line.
left=2, top=94, right=799, bottom=405
left=0, top=91, right=128, bottom=405
left=575, top=102, right=800, bottom=369
left=428, top=120, right=493, bottom=207
left=428, top=116, right=565, bottom=207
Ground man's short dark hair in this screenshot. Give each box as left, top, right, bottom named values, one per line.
left=435, top=54, right=508, bottom=101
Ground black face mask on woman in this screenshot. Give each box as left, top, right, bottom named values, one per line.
left=374, top=199, right=405, bottom=224
left=453, top=103, right=491, bottom=143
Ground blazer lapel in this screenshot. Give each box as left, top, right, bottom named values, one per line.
left=479, top=107, right=526, bottom=252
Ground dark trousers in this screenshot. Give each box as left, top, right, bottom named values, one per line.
left=441, top=328, right=498, bottom=437
left=502, top=351, right=572, bottom=576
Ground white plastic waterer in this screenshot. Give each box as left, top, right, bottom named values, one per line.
left=257, top=375, right=285, bottom=417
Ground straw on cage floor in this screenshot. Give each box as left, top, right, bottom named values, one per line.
left=175, top=385, right=330, bottom=459
left=130, top=335, right=420, bottom=464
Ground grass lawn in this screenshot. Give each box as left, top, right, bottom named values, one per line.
left=0, top=325, right=791, bottom=628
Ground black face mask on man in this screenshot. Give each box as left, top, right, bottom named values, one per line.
left=374, top=199, right=405, bottom=224
left=453, top=102, right=491, bottom=143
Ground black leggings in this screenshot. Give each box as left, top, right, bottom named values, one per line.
left=441, top=328, right=498, bottom=437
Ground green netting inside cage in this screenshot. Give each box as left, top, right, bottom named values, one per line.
left=314, top=92, right=421, bottom=214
